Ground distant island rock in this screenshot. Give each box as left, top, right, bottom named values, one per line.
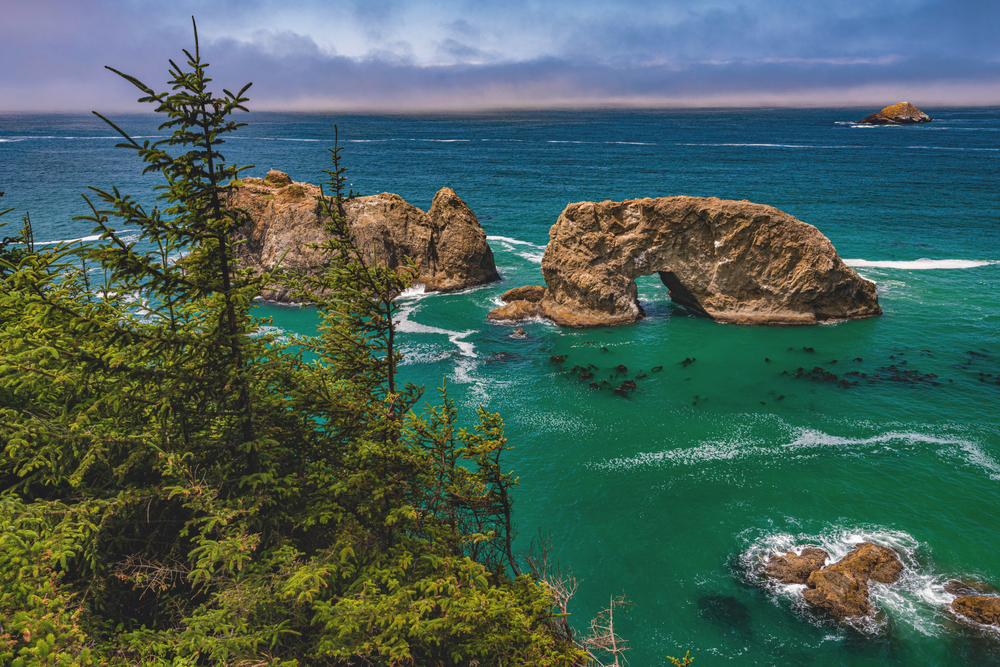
left=857, top=102, right=933, bottom=125
left=488, top=196, right=881, bottom=328
left=231, top=170, right=500, bottom=302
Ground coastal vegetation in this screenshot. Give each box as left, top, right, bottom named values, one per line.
left=0, top=22, right=640, bottom=667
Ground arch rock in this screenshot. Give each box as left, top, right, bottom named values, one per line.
left=488, top=196, right=880, bottom=327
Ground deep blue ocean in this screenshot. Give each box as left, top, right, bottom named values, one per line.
left=2, top=107, right=999, bottom=665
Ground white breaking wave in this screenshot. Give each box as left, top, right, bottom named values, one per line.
left=395, top=287, right=477, bottom=359
left=592, top=426, right=1000, bottom=481
left=487, top=235, right=545, bottom=247
left=844, top=258, right=998, bottom=270
left=907, top=145, right=1000, bottom=152
left=35, top=234, right=103, bottom=245
left=488, top=235, right=547, bottom=263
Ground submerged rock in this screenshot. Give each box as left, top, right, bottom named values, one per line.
left=802, top=542, right=903, bottom=619
left=489, top=196, right=880, bottom=327
left=230, top=172, right=500, bottom=302
left=764, top=547, right=829, bottom=585
left=698, top=594, right=753, bottom=638
left=857, top=102, right=933, bottom=125
left=951, top=596, right=1000, bottom=627
left=944, top=579, right=999, bottom=597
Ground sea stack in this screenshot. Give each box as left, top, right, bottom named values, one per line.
left=856, top=102, right=933, bottom=125
left=489, top=196, right=881, bottom=328
left=230, top=171, right=500, bottom=302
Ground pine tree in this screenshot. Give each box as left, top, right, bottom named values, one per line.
left=0, top=19, right=587, bottom=667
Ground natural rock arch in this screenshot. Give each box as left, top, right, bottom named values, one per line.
left=489, top=196, right=881, bottom=327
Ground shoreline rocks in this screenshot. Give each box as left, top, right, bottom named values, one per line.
left=951, top=595, right=1000, bottom=627
left=490, top=196, right=880, bottom=328
left=230, top=170, right=500, bottom=302
left=763, top=542, right=903, bottom=620
left=857, top=102, right=933, bottom=125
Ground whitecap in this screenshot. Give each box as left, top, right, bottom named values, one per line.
left=517, top=251, right=545, bottom=264
left=487, top=235, right=546, bottom=248
left=593, top=426, right=1000, bottom=481
left=844, top=259, right=998, bottom=270
left=907, top=145, right=1000, bottom=152
left=35, top=234, right=103, bottom=245
left=394, top=290, right=477, bottom=359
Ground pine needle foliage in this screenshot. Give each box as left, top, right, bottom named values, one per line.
left=0, top=19, right=586, bottom=667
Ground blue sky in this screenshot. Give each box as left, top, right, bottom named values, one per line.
left=3, top=0, right=998, bottom=111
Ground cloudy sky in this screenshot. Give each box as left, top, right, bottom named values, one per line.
left=3, top=0, right=999, bottom=111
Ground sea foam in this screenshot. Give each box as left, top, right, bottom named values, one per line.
left=844, top=259, right=998, bottom=270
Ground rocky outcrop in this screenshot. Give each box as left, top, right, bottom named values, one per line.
left=764, top=547, right=829, bottom=585
left=488, top=285, right=547, bottom=322
left=857, top=102, right=933, bottom=125
left=230, top=170, right=499, bottom=301
left=951, top=596, right=1000, bottom=627
left=801, top=542, right=903, bottom=618
left=489, top=196, right=880, bottom=327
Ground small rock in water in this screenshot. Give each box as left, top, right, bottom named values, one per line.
left=944, top=579, right=999, bottom=597
left=681, top=357, right=696, bottom=367
left=511, top=327, right=527, bottom=339
left=951, top=596, right=1000, bottom=627
left=486, top=351, right=524, bottom=364
left=652, top=365, right=663, bottom=372
left=550, top=355, right=566, bottom=363
left=615, top=364, right=628, bottom=374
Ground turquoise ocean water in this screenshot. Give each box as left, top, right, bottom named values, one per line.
left=2, top=108, right=999, bottom=665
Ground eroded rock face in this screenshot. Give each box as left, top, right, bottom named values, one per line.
left=951, top=596, right=1000, bottom=627
left=230, top=171, right=499, bottom=301
left=857, top=102, right=933, bottom=125
left=764, top=547, right=829, bottom=585
left=802, top=542, right=903, bottom=619
left=491, top=196, right=880, bottom=327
